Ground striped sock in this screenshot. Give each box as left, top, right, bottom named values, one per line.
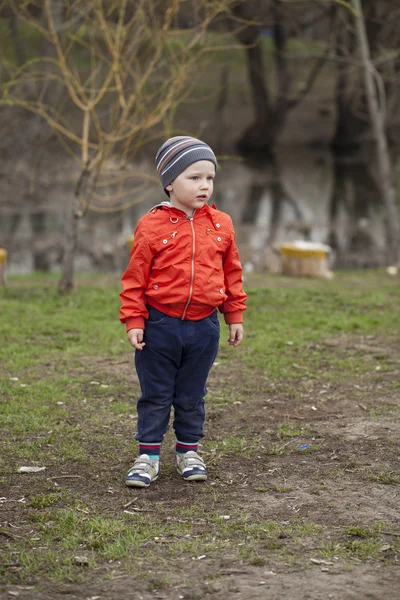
left=176, top=440, right=198, bottom=455
left=139, top=442, right=161, bottom=461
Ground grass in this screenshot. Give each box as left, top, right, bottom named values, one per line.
left=277, top=422, right=310, bottom=438
left=241, top=272, right=400, bottom=377
left=1, top=271, right=400, bottom=589
left=1, top=502, right=326, bottom=582
left=1, top=270, right=399, bottom=460
left=367, top=470, right=400, bottom=485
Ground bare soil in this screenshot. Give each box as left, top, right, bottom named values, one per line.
left=1, top=335, right=400, bottom=600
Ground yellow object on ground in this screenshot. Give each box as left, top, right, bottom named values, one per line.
left=280, top=241, right=333, bottom=279
left=0, top=248, right=7, bottom=286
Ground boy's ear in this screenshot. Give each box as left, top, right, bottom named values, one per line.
left=166, top=184, right=173, bottom=192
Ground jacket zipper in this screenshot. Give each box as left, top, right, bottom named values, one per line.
left=182, top=212, right=196, bottom=319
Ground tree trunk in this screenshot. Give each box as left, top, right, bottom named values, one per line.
left=332, top=2, right=384, bottom=150
left=352, top=0, right=400, bottom=264
left=237, top=0, right=312, bottom=154
left=272, top=0, right=290, bottom=118
left=238, top=35, right=276, bottom=154
left=58, top=165, right=99, bottom=293
left=238, top=42, right=289, bottom=154
left=246, top=40, right=270, bottom=126
left=58, top=193, right=81, bottom=294
left=331, top=8, right=361, bottom=150
left=213, top=65, right=230, bottom=154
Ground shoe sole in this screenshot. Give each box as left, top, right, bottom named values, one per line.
left=125, top=474, right=159, bottom=488
left=177, top=468, right=207, bottom=482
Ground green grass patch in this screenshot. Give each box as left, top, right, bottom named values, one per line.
left=0, top=504, right=326, bottom=584
left=344, top=526, right=376, bottom=538
left=206, top=436, right=260, bottom=458
left=367, top=470, right=400, bottom=485
left=277, top=422, right=310, bottom=438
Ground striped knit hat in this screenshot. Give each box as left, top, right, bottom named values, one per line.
left=155, top=136, right=217, bottom=195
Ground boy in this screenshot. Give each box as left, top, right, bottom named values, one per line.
left=119, top=136, right=247, bottom=487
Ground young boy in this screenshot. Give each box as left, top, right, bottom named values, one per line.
left=119, top=136, right=247, bottom=487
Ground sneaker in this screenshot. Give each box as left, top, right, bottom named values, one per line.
left=125, top=454, right=159, bottom=488
left=176, top=451, right=208, bottom=481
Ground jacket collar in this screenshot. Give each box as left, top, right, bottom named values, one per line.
left=148, top=202, right=215, bottom=219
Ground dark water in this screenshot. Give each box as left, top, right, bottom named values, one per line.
left=0, top=145, right=392, bottom=274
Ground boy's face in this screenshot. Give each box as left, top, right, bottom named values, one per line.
left=165, top=160, right=215, bottom=217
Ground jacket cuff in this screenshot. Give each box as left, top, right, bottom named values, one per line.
left=126, top=316, right=145, bottom=331
left=223, top=311, right=243, bottom=325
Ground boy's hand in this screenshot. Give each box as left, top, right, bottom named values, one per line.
left=127, top=328, right=145, bottom=350
left=228, top=323, right=244, bottom=347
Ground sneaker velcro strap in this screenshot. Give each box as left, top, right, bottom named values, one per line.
left=181, top=453, right=206, bottom=472
left=126, top=455, right=158, bottom=482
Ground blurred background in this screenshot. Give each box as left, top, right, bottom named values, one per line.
left=1, top=0, right=399, bottom=286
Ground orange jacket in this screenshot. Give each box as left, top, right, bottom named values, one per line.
left=120, top=203, right=247, bottom=331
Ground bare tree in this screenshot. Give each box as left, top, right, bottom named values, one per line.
left=277, top=0, right=400, bottom=263
left=351, top=0, right=400, bottom=264
left=2, top=0, right=234, bottom=291
left=231, top=0, right=332, bottom=153
left=331, top=0, right=400, bottom=149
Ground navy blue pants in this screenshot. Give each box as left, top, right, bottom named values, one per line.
left=134, top=306, right=220, bottom=444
